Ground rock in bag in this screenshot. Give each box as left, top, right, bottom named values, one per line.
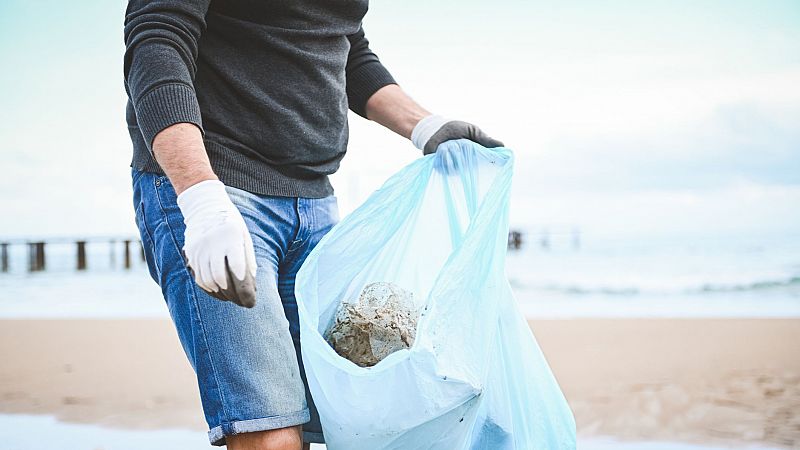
left=296, top=139, right=577, bottom=449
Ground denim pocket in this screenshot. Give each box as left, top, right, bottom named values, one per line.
left=153, top=176, right=185, bottom=244
left=151, top=176, right=191, bottom=279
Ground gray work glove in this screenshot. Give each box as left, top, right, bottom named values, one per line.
left=411, top=114, right=504, bottom=155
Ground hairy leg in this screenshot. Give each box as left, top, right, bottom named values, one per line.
left=226, top=426, right=304, bottom=450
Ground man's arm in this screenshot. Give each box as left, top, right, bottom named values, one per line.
left=366, top=84, right=505, bottom=155
left=151, top=123, right=216, bottom=195
left=124, top=1, right=256, bottom=307
left=124, top=0, right=215, bottom=194
left=345, top=26, right=397, bottom=119
left=346, top=26, right=503, bottom=153
left=342, top=26, right=427, bottom=142
left=364, top=84, right=430, bottom=139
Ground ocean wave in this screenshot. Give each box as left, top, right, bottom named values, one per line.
left=510, top=276, right=800, bottom=296
left=696, top=276, right=800, bottom=293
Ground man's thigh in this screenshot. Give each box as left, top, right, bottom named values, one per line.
left=132, top=170, right=309, bottom=446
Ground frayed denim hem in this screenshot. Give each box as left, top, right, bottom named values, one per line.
left=208, top=409, right=312, bottom=446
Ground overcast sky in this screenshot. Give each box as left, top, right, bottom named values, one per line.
left=1, top=0, right=798, bottom=239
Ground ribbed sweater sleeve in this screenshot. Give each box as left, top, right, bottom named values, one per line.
left=123, top=0, right=210, bottom=151
left=346, top=26, right=397, bottom=118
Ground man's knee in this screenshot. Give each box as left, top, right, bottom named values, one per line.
left=226, top=425, right=303, bottom=450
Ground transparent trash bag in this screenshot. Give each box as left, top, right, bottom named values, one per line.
left=296, top=140, right=577, bottom=449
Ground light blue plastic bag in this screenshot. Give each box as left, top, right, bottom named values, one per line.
left=296, top=140, right=576, bottom=449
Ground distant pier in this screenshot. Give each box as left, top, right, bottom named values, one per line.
left=0, top=237, right=144, bottom=273
left=1, top=227, right=579, bottom=273
left=507, top=227, right=581, bottom=251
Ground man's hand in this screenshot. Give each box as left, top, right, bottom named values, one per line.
left=177, top=180, right=258, bottom=308
left=411, top=115, right=504, bottom=155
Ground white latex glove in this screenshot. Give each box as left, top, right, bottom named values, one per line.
left=411, top=114, right=504, bottom=155
left=177, top=180, right=258, bottom=308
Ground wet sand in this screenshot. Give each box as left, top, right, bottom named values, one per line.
left=0, top=318, right=797, bottom=448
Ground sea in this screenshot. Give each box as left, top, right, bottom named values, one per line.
left=0, top=232, right=798, bottom=319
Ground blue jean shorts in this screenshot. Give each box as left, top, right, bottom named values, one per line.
left=131, top=169, right=337, bottom=446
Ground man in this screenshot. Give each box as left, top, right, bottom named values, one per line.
left=124, top=1, right=502, bottom=449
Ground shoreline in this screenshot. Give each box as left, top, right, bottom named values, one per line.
left=0, top=318, right=797, bottom=448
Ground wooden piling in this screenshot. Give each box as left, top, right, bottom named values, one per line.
left=76, top=241, right=87, bottom=270
left=37, top=242, right=46, bottom=270
left=28, top=242, right=45, bottom=272
left=123, top=239, right=131, bottom=269
left=1, top=242, right=8, bottom=272
left=508, top=230, right=523, bottom=250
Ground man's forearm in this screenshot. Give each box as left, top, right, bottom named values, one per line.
left=365, top=84, right=430, bottom=139
left=152, top=123, right=217, bottom=195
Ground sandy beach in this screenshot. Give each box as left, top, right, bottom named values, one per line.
left=0, top=318, right=797, bottom=448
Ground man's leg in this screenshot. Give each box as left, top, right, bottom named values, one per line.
left=226, top=426, right=305, bottom=450
left=132, top=170, right=312, bottom=447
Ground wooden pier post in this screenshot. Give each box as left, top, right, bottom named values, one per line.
left=76, top=241, right=87, bottom=270
left=28, top=242, right=46, bottom=272
left=123, top=239, right=131, bottom=269
left=1, top=242, right=8, bottom=272
left=36, top=242, right=46, bottom=271
left=507, top=230, right=523, bottom=250
left=139, top=240, right=146, bottom=262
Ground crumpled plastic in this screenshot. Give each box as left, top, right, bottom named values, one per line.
left=296, top=139, right=577, bottom=449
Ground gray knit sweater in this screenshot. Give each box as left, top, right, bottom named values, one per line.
left=123, top=0, right=396, bottom=197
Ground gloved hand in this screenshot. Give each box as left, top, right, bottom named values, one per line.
left=177, top=180, right=258, bottom=308
left=411, top=114, right=504, bottom=155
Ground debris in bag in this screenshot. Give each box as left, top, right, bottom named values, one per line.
left=325, top=282, right=420, bottom=367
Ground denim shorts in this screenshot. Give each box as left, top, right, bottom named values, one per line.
left=131, top=169, right=337, bottom=446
